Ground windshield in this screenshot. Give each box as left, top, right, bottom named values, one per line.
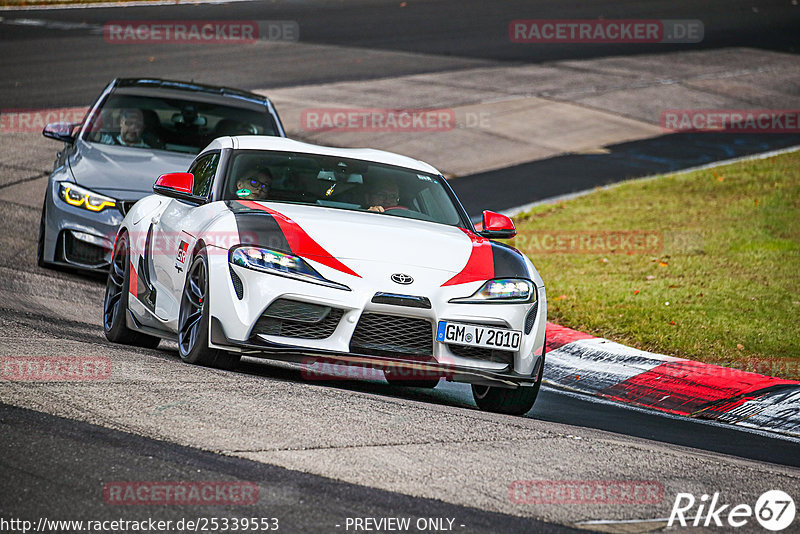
left=224, top=150, right=465, bottom=227
left=82, top=94, right=279, bottom=154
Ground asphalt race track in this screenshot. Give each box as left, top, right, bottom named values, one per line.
left=1, top=0, right=799, bottom=107
left=1, top=1, right=799, bottom=532
left=1, top=404, right=579, bottom=533
left=452, top=132, right=800, bottom=215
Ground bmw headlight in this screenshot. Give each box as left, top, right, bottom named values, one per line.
left=58, top=182, right=116, bottom=212
left=229, top=246, right=350, bottom=291
left=450, top=278, right=535, bottom=303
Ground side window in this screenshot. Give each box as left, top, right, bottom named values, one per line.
left=189, top=152, right=220, bottom=197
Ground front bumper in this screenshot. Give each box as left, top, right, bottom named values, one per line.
left=206, top=248, right=547, bottom=386
left=210, top=317, right=544, bottom=388
left=42, top=179, right=126, bottom=272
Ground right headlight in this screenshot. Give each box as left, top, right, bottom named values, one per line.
left=449, top=278, right=535, bottom=303
left=229, top=246, right=350, bottom=291
left=58, top=182, right=116, bottom=212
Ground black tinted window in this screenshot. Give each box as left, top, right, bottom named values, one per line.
left=189, top=152, right=220, bottom=197
left=224, top=150, right=464, bottom=227
left=83, top=94, right=279, bottom=154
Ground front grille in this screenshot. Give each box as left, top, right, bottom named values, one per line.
left=262, top=299, right=333, bottom=323
left=251, top=299, right=343, bottom=339
left=371, top=293, right=431, bottom=309
left=447, top=344, right=513, bottom=366
left=61, top=231, right=107, bottom=267
left=350, top=313, right=433, bottom=357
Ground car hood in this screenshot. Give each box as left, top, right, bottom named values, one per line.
left=69, top=140, right=195, bottom=200
left=224, top=200, right=471, bottom=274
left=225, top=201, right=530, bottom=285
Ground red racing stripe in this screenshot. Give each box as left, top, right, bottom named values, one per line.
left=238, top=201, right=361, bottom=278
left=442, top=229, right=495, bottom=286
left=128, top=261, right=138, bottom=296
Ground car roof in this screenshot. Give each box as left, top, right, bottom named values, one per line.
left=206, top=136, right=442, bottom=175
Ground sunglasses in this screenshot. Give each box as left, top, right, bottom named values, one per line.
left=245, top=178, right=270, bottom=190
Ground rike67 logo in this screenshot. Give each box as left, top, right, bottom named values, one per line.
left=669, top=490, right=795, bottom=531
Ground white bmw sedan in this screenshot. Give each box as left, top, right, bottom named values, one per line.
left=103, top=136, right=547, bottom=415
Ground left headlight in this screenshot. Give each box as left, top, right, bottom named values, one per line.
left=450, top=278, right=535, bottom=303
left=229, top=246, right=350, bottom=291
left=58, top=182, right=116, bottom=212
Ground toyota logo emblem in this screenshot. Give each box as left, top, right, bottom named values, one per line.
left=391, top=273, right=414, bottom=285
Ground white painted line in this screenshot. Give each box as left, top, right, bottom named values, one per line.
left=501, top=144, right=800, bottom=218
left=0, top=0, right=256, bottom=11
left=0, top=15, right=300, bottom=44
left=576, top=517, right=671, bottom=526
left=0, top=16, right=101, bottom=30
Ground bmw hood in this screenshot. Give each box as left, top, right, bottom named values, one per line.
left=68, top=140, right=195, bottom=200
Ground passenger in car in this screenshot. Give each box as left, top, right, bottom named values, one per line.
left=234, top=168, right=273, bottom=201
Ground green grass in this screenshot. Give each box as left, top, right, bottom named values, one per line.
left=510, top=150, right=800, bottom=377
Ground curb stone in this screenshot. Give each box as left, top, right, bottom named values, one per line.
left=544, top=322, right=800, bottom=438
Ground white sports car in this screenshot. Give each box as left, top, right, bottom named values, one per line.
left=104, top=137, right=547, bottom=415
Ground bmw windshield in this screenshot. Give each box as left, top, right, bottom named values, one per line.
left=82, top=94, right=280, bottom=154
left=224, top=150, right=467, bottom=228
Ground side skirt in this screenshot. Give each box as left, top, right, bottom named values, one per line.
left=126, top=309, right=177, bottom=341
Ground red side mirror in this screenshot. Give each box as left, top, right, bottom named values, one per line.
left=480, top=210, right=516, bottom=238
left=154, top=172, right=194, bottom=195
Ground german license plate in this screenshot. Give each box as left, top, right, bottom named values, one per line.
left=436, top=321, right=521, bottom=352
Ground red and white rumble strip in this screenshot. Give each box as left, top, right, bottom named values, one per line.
left=544, top=322, right=800, bottom=438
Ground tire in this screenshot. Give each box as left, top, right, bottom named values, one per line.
left=177, top=247, right=240, bottom=370
left=471, top=355, right=544, bottom=416
left=103, top=232, right=161, bottom=348
left=384, top=370, right=440, bottom=389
